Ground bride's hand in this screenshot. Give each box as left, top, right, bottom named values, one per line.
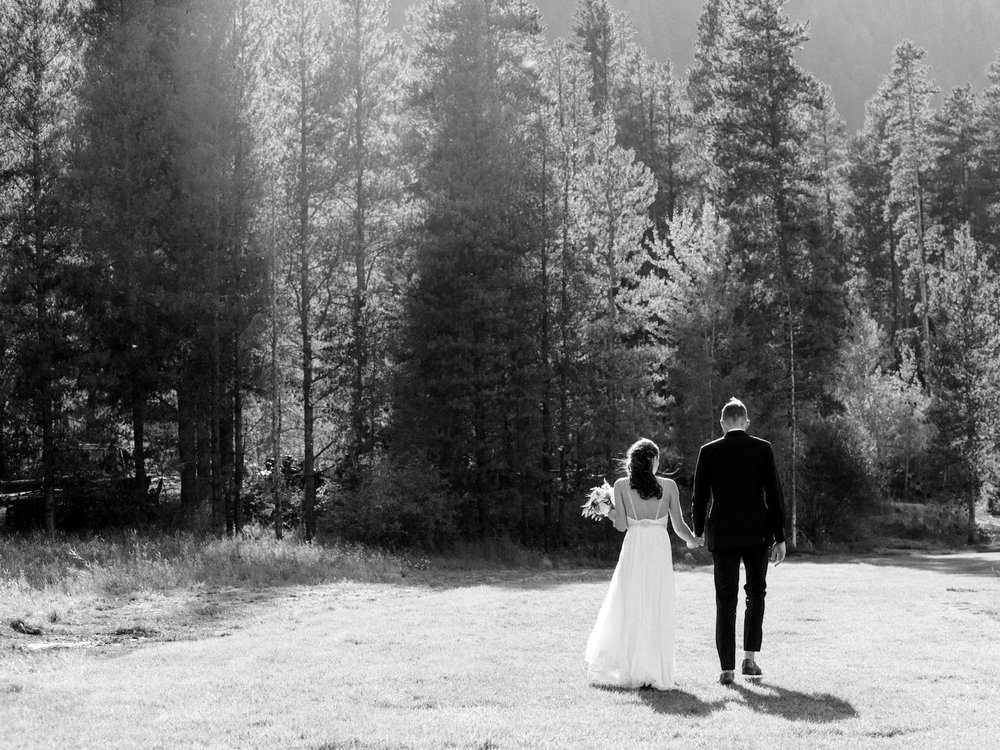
left=686, top=536, right=703, bottom=549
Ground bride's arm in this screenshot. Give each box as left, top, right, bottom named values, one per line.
left=665, top=480, right=699, bottom=545
left=612, top=480, right=627, bottom=533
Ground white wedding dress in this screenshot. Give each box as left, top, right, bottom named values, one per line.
left=585, top=486, right=676, bottom=690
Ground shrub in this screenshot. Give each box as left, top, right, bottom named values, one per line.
left=798, top=416, right=879, bottom=545
left=321, top=452, right=458, bottom=551
left=243, top=469, right=302, bottom=531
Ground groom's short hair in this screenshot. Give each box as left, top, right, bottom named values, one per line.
left=721, top=397, right=748, bottom=423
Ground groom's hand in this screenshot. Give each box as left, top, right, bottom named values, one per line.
left=770, top=542, right=786, bottom=565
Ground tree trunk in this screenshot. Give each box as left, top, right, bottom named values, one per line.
left=297, top=30, right=317, bottom=542
left=540, top=285, right=553, bottom=552
left=299, top=213, right=317, bottom=540
left=210, top=311, right=224, bottom=536
left=41, top=396, right=56, bottom=535
left=178, top=379, right=198, bottom=524
left=967, top=488, right=977, bottom=545
left=299, top=211, right=316, bottom=541
left=967, top=427, right=978, bottom=545
left=471, top=338, right=487, bottom=538
left=302, top=394, right=316, bottom=541
left=221, top=391, right=235, bottom=538
left=271, top=213, right=283, bottom=540
left=788, top=300, right=797, bottom=549
left=349, top=3, right=369, bottom=468
left=539, top=124, right=553, bottom=553
left=605, top=219, right=618, bottom=479
left=131, top=381, right=147, bottom=522
left=888, top=225, right=902, bottom=340
left=557, top=164, right=571, bottom=548
left=0, top=385, right=7, bottom=481
left=233, top=357, right=245, bottom=535
left=25, top=37, right=58, bottom=536
left=196, top=389, right=212, bottom=523
left=914, top=178, right=932, bottom=383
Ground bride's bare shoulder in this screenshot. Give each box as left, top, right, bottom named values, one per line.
left=657, top=475, right=679, bottom=491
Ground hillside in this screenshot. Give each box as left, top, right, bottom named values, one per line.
left=390, top=0, right=1000, bottom=132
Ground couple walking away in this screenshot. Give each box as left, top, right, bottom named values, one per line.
left=585, top=397, right=787, bottom=689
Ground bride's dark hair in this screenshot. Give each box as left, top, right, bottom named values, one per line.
left=623, top=438, right=662, bottom=500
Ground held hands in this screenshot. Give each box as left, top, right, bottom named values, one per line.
left=769, top=541, right=786, bottom=565
left=686, top=535, right=705, bottom=549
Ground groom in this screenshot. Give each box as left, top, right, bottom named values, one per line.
left=692, top=397, right=786, bottom=685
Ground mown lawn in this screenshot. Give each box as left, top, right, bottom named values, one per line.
left=1, top=549, right=998, bottom=749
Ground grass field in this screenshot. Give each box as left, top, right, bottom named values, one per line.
left=1, top=543, right=998, bottom=749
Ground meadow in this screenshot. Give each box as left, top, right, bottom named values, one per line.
left=1, top=532, right=998, bottom=749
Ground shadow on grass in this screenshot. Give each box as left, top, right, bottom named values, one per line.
left=594, top=681, right=857, bottom=723
left=407, top=562, right=715, bottom=592
left=861, top=550, right=1000, bottom=578
left=409, top=568, right=621, bottom=591
left=729, top=681, right=858, bottom=723
left=593, top=684, right=723, bottom=716
left=792, top=550, right=1000, bottom=579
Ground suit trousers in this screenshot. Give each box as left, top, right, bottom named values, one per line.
left=712, top=545, right=769, bottom=671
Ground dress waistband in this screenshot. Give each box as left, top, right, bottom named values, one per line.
left=627, top=518, right=668, bottom=528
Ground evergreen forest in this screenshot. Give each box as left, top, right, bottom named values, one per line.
left=2, top=0, right=999, bottom=551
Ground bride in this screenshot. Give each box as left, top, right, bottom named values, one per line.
left=585, top=438, right=703, bottom=690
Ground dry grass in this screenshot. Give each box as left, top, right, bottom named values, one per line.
left=0, top=528, right=405, bottom=645
left=0, top=527, right=404, bottom=592
left=0, top=544, right=998, bottom=749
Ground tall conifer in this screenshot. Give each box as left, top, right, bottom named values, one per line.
left=0, top=0, right=84, bottom=532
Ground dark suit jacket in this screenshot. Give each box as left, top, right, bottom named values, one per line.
left=692, top=430, right=786, bottom=551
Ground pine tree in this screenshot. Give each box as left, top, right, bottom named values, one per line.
left=616, top=49, right=693, bottom=234
left=0, top=0, right=85, bottom=533
left=573, top=115, right=658, bottom=478
left=170, top=0, right=270, bottom=534
left=848, top=96, right=904, bottom=338
left=659, top=205, right=745, bottom=466
left=399, top=0, right=547, bottom=537
left=877, top=40, right=939, bottom=379
left=223, top=0, right=270, bottom=536
left=802, top=84, right=850, bottom=247
left=331, top=0, right=406, bottom=472
left=73, top=0, right=184, bottom=518
left=927, top=86, right=988, bottom=239
left=542, top=40, right=598, bottom=545
left=974, top=52, right=1000, bottom=253
left=569, top=0, right=622, bottom=116
left=269, top=0, right=342, bottom=540
left=706, top=0, right=846, bottom=547
left=687, top=0, right=725, bottom=118
left=929, top=226, right=1000, bottom=543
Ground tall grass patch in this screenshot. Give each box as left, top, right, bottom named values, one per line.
left=0, top=526, right=404, bottom=605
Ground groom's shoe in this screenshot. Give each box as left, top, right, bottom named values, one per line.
left=718, top=670, right=735, bottom=686
left=741, top=659, right=763, bottom=678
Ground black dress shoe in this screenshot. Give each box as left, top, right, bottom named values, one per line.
left=741, top=659, right=763, bottom=677
left=719, top=671, right=735, bottom=685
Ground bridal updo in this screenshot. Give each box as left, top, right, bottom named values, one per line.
left=624, top=438, right=662, bottom=500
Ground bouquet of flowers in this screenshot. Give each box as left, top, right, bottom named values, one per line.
left=581, top=479, right=614, bottom=521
